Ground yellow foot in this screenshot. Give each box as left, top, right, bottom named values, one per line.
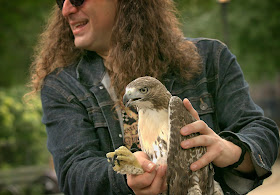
left=106, top=146, right=144, bottom=175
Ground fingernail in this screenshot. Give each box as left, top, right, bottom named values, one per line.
left=191, top=163, right=198, bottom=171
left=159, top=165, right=167, bottom=175
left=181, top=140, right=190, bottom=148
left=147, top=162, right=155, bottom=171
left=180, top=127, right=188, bottom=135
left=163, top=165, right=167, bottom=173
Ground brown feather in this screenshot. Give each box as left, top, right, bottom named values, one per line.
left=168, top=96, right=215, bottom=195
left=123, top=76, right=223, bottom=195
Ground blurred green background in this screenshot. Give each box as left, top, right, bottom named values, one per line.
left=0, top=0, right=279, bottom=194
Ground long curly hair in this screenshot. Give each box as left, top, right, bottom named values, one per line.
left=28, top=0, right=201, bottom=102
left=28, top=5, right=83, bottom=96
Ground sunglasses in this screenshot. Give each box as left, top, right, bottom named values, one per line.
left=56, top=0, right=85, bottom=10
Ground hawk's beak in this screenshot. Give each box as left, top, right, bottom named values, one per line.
left=123, top=88, right=141, bottom=107
left=123, top=93, right=133, bottom=107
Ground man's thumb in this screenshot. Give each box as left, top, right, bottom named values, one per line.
left=141, top=159, right=156, bottom=173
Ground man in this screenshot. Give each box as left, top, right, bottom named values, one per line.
left=29, top=0, right=279, bottom=194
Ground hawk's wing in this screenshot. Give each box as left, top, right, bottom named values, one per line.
left=167, top=96, right=215, bottom=195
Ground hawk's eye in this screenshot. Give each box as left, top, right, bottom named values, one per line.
left=139, top=87, right=148, bottom=94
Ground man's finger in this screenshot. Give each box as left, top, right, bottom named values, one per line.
left=127, top=170, right=156, bottom=189
left=190, top=151, right=216, bottom=171
left=183, top=98, right=200, bottom=120
left=127, top=152, right=157, bottom=190
left=181, top=120, right=211, bottom=136
left=141, top=159, right=157, bottom=173
left=181, top=135, right=213, bottom=149
left=133, top=151, right=156, bottom=173
left=141, top=165, right=167, bottom=194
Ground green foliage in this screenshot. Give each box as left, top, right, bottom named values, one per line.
left=175, top=0, right=222, bottom=38
left=0, top=0, right=54, bottom=87
left=0, top=87, right=49, bottom=169
left=175, top=0, right=280, bottom=81
left=228, top=0, right=280, bottom=81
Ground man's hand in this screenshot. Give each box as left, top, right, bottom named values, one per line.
left=126, top=151, right=167, bottom=195
left=180, top=98, right=254, bottom=173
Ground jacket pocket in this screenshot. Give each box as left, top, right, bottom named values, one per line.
left=87, top=107, right=108, bottom=128
left=87, top=107, right=115, bottom=152
left=188, top=94, right=219, bottom=133
left=188, top=93, right=214, bottom=115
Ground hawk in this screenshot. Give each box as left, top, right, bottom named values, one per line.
left=107, top=76, right=223, bottom=194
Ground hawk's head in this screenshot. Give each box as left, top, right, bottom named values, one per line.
left=123, top=76, right=172, bottom=110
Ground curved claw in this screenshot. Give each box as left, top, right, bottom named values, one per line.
left=106, top=146, right=144, bottom=175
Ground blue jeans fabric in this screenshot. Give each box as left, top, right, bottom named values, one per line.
left=41, top=38, right=279, bottom=195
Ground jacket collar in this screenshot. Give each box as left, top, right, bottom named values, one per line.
left=75, top=51, right=178, bottom=93
left=76, top=51, right=106, bottom=86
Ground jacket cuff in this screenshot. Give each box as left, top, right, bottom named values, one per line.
left=219, top=131, right=272, bottom=194
left=219, top=131, right=272, bottom=178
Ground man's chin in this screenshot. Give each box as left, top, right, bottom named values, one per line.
left=74, top=38, right=107, bottom=53
left=74, top=38, right=91, bottom=50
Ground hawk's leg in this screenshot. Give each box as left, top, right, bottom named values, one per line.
left=106, top=146, right=144, bottom=175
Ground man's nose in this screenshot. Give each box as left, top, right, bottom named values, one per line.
left=62, top=0, right=78, bottom=17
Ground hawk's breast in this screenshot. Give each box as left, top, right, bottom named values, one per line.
left=138, top=109, right=169, bottom=165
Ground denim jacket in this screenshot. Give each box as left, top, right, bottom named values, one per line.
left=41, top=38, right=279, bottom=195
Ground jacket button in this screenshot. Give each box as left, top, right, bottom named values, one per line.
left=119, top=134, right=123, bottom=138
left=99, top=85, right=104, bottom=90
left=199, top=98, right=208, bottom=110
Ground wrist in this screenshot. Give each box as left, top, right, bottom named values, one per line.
left=224, top=136, right=247, bottom=169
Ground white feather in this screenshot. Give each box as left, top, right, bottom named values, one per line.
left=138, top=108, right=169, bottom=165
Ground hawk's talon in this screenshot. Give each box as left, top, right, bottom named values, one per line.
left=106, top=146, right=144, bottom=175
left=116, top=155, right=135, bottom=162
left=108, top=154, right=120, bottom=167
